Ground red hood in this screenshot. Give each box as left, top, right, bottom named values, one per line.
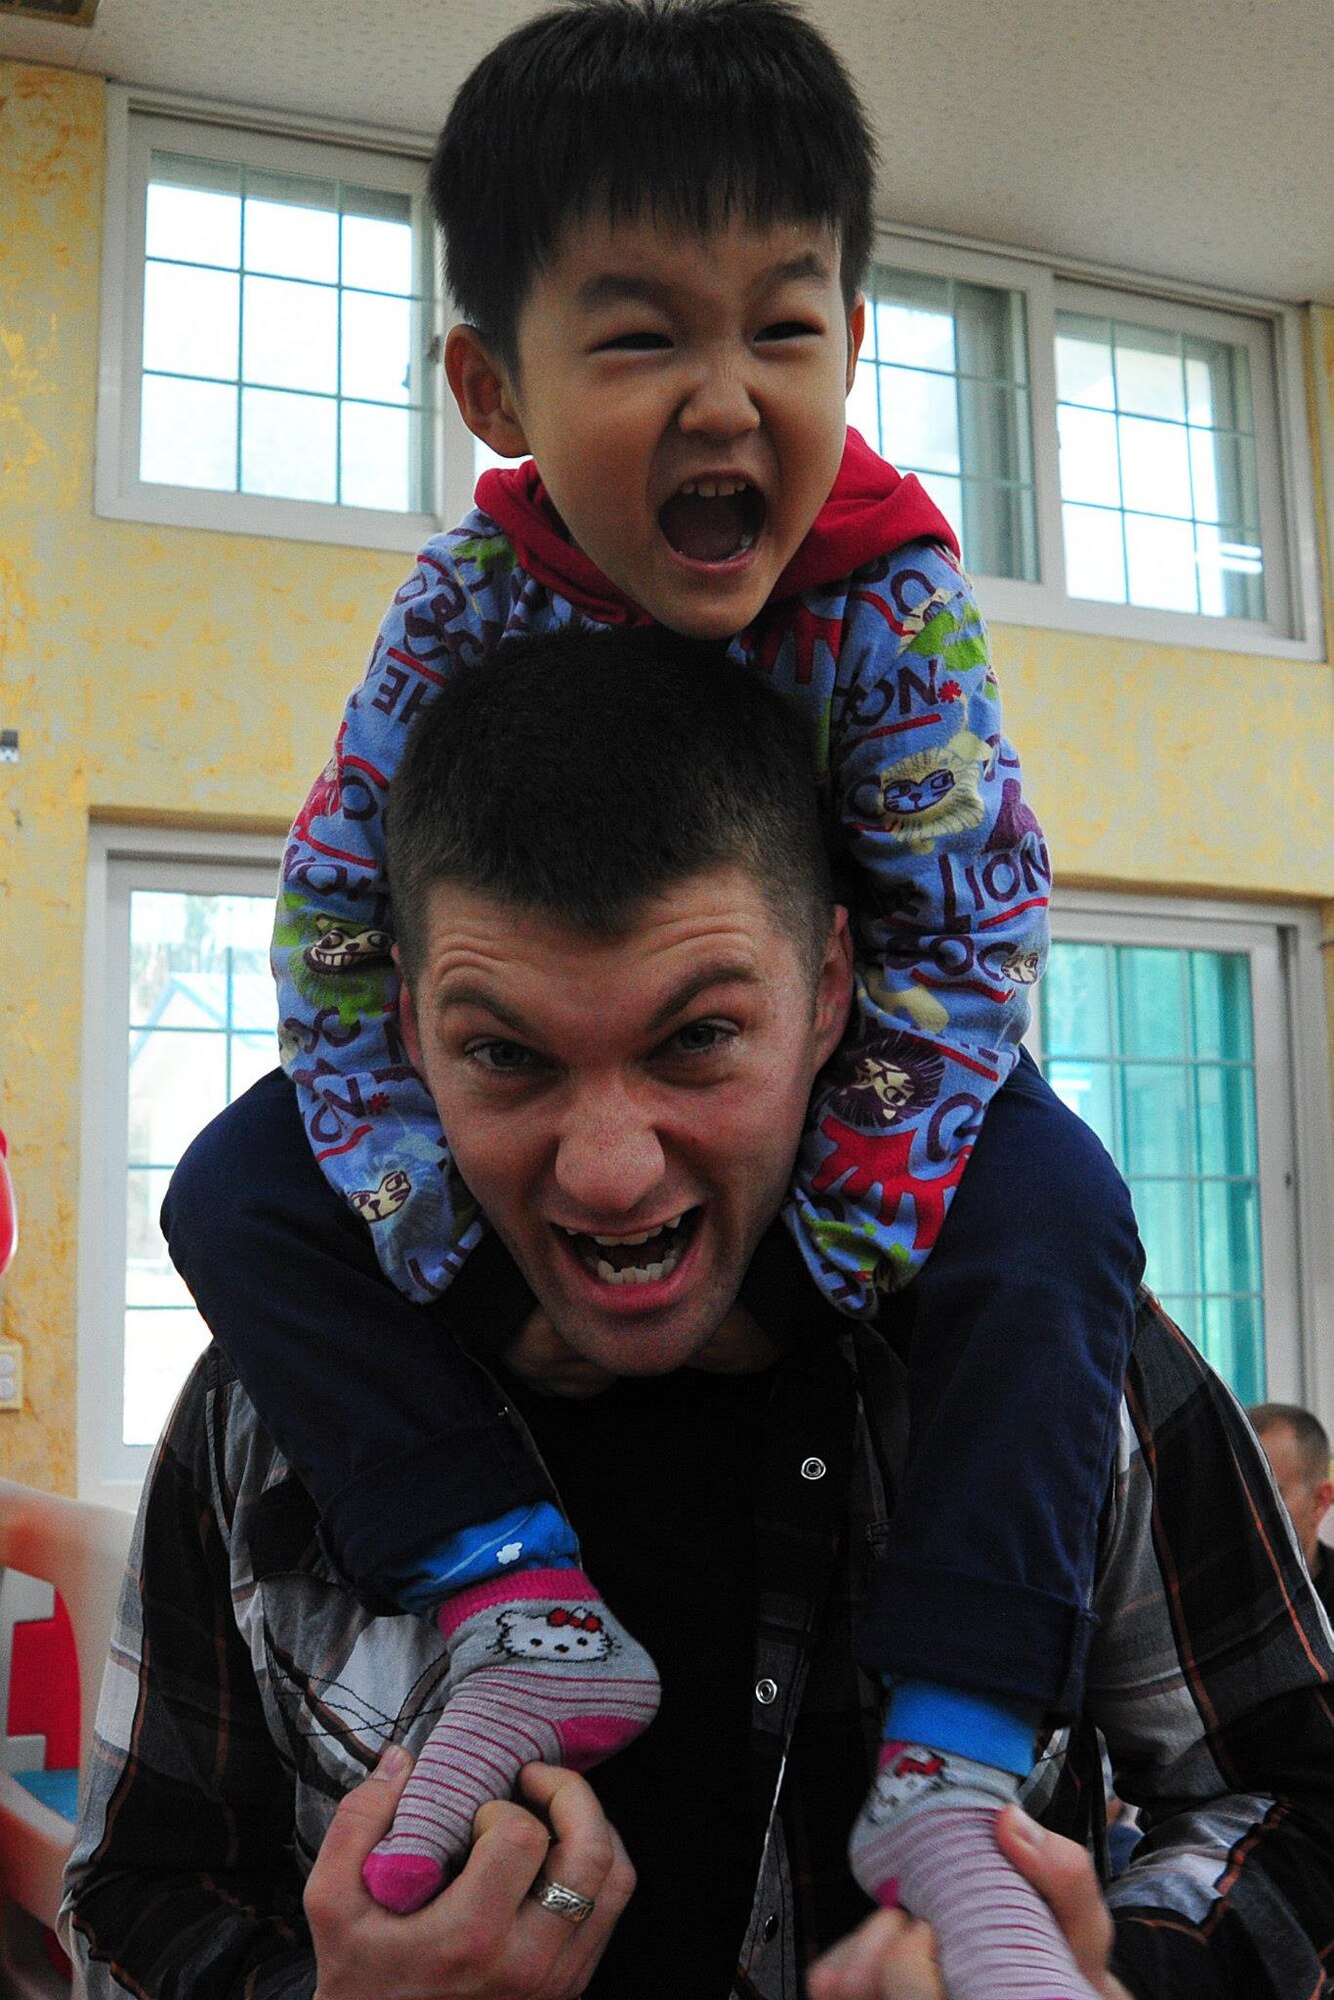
left=473, top=428, right=959, bottom=628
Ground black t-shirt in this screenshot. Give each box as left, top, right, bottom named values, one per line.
left=499, top=1361, right=775, bottom=1998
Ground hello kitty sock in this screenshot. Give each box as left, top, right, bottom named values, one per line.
left=362, top=1570, right=660, bottom=1914
left=847, top=1686, right=1102, bottom=2000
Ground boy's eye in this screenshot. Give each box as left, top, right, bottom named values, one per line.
left=756, top=319, right=821, bottom=343
left=595, top=330, right=672, bottom=352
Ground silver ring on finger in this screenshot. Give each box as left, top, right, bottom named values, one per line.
left=528, top=1874, right=596, bottom=1925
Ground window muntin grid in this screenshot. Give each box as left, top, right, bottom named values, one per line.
left=139, top=152, right=430, bottom=514
left=1054, top=312, right=1265, bottom=620
left=123, top=889, right=278, bottom=1446
left=1040, top=940, right=1265, bottom=1401
left=846, top=265, right=1038, bottom=582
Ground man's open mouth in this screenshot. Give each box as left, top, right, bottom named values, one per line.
left=658, top=479, right=765, bottom=564
left=558, top=1209, right=700, bottom=1286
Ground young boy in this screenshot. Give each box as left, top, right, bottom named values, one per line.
left=165, top=2, right=1142, bottom=1993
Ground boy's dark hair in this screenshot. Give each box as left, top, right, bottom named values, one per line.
left=431, top=0, right=876, bottom=371
left=386, top=627, right=833, bottom=990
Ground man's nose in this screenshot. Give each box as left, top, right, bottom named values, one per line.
left=676, top=351, right=761, bottom=439
left=553, top=1085, right=666, bottom=1217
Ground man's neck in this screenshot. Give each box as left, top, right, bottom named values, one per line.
left=502, top=1302, right=779, bottom=1400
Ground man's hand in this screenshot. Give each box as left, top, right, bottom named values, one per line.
left=807, top=1807, right=1134, bottom=2000
left=306, top=1747, right=634, bottom=1999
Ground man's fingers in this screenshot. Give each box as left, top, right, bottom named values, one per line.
left=807, top=1908, right=939, bottom=2000
left=518, top=1763, right=627, bottom=1909
left=995, top=1806, right=1116, bottom=1984
left=304, top=1746, right=411, bottom=1926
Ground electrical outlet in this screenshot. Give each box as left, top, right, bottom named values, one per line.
left=0, top=1339, right=22, bottom=1411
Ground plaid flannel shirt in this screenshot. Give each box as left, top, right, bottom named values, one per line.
left=63, top=1290, right=1334, bottom=1999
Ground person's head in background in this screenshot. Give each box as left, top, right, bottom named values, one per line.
left=1248, top=1402, right=1334, bottom=1570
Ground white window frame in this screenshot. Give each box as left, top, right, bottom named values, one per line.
left=1027, top=890, right=1334, bottom=1420
left=869, top=231, right=1324, bottom=659
left=77, top=823, right=285, bottom=1509
left=95, top=88, right=449, bottom=554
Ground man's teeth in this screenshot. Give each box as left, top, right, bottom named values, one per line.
left=677, top=477, right=749, bottom=499
left=560, top=1214, right=690, bottom=1285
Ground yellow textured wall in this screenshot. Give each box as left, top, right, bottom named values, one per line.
left=1, top=61, right=1331, bottom=1494
left=0, top=64, right=406, bottom=1491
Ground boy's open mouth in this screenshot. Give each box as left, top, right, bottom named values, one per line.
left=559, top=1209, right=700, bottom=1286
left=658, top=479, right=765, bottom=564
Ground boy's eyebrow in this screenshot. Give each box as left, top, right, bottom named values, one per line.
left=575, top=251, right=835, bottom=313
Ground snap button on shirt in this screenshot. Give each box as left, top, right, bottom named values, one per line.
left=800, top=1456, right=826, bottom=1480
left=755, top=1677, right=779, bottom=1705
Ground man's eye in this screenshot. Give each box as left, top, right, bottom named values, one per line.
left=668, top=1020, right=735, bottom=1056
left=468, top=1040, right=537, bottom=1074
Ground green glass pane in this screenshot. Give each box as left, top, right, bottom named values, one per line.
left=1198, top=1177, right=1262, bottom=1294
left=1117, top=947, right=1187, bottom=1056
left=1189, top=951, right=1253, bottom=1060
left=1121, top=1063, right=1192, bottom=1176
left=1129, top=1176, right=1195, bottom=1296
left=1202, top=1294, right=1265, bottom=1403
left=1043, top=943, right=1111, bottom=1057
left=1194, top=1063, right=1258, bottom=1177
left=1046, top=1059, right=1116, bottom=1153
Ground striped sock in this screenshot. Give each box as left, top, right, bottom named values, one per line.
left=362, top=1569, right=659, bottom=1913
left=848, top=1743, right=1102, bottom=2000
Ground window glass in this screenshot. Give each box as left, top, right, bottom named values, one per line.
left=139, top=152, right=428, bottom=514
left=1054, top=312, right=1265, bottom=620
left=123, top=889, right=278, bottom=1446
left=851, top=267, right=1037, bottom=582
left=1041, top=940, right=1266, bottom=1400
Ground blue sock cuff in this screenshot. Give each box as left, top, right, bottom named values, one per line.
left=388, top=1502, right=581, bottom=1616
left=883, top=1679, right=1040, bottom=1777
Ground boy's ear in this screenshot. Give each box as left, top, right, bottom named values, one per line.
left=445, top=323, right=531, bottom=458
left=845, top=294, right=866, bottom=395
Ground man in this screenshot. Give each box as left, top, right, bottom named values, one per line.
left=1248, top=1401, right=1334, bottom=1618
left=63, top=633, right=1334, bottom=2000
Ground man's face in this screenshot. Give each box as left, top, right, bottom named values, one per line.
left=1256, top=1423, right=1334, bottom=1567
left=449, top=213, right=863, bottom=641
left=401, top=865, right=851, bottom=1377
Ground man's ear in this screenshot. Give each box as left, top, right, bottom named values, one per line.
left=845, top=294, right=866, bottom=395
left=444, top=323, right=530, bottom=459
left=1316, top=1477, right=1334, bottom=1525
left=395, top=946, right=424, bottom=1071
left=812, top=907, right=854, bottom=1068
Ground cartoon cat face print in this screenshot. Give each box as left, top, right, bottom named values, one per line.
left=849, top=728, right=990, bottom=854
left=304, top=917, right=394, bottom=974
left=347, top=1169, right=412, bottom=1223
left=495, top=1607, right=614, bottom=1662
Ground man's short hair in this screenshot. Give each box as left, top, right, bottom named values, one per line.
left=385, top=628, right=833, bottom=989
left=1248, top=1402, right=1332, bottom=1483
left=430, top=0, right=876, bottom=372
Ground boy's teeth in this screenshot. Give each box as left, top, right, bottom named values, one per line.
left=679, top=477, right=747, bottom=499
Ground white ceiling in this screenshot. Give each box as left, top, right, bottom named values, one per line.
left=2, top=0, right=1332, bottom=306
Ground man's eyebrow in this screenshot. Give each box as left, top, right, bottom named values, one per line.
left=647, top=961, right=761, bottom=1034
left=433, top=982, right=534, bottom=1038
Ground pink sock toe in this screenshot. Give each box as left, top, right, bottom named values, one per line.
left=362, top=1849, right=445, bottom=1914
